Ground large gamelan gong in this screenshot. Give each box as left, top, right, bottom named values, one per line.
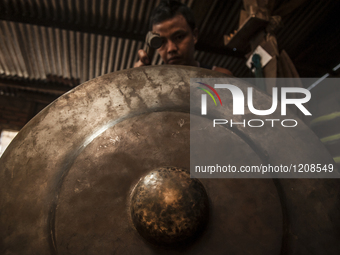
left=0, top=66, right=339, bottom=254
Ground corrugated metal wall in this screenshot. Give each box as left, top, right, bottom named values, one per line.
left=0, top=0, right=247, bottom=85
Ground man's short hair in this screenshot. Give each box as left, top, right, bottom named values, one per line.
left=149, top=0, right=196, bottom=31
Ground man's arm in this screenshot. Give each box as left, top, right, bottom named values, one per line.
left=212, top=66, right=233, bottom=76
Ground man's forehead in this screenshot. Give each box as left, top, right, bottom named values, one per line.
left=152, top=14, right=191, bottom=34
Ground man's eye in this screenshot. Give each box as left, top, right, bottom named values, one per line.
left=158, top=39, right=166, bottom=48
left=176, top=34, right=185, bottom=40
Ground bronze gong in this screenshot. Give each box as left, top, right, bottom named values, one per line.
left=0, top=66, right=339, bottom=254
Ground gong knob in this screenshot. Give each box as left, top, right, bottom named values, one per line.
left=130, top=167, right=209, bottom=247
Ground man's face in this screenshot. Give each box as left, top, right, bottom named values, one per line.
left=152, top=14, right=198, bottom=66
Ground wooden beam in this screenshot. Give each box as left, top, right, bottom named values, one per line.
left=273, top=0, right=309, bottom=17
left=0, top=90, right=59, bottom=105
left=0, top=12, right=145, bottom=42
left=0, top=78, right=71, bottom=96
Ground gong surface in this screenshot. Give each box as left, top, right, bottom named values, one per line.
left=0, top=66, right=339, bottom=254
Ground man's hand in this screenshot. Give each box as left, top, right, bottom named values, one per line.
left=134, top=49, right=151, bottom=67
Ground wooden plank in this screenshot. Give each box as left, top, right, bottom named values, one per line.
left=224, top=16, right=269, bottom=51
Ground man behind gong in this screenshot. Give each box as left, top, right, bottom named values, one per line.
left=134, top=0, right=232, bottom=75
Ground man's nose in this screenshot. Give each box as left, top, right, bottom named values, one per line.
left=167, top=40, right=177, bottom=53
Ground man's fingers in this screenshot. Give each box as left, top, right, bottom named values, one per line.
left=133, top=60, right=144, bottom=68
left=134, top=49, right=151, bottom=67
left=138, top=49, right=150, bottom=65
